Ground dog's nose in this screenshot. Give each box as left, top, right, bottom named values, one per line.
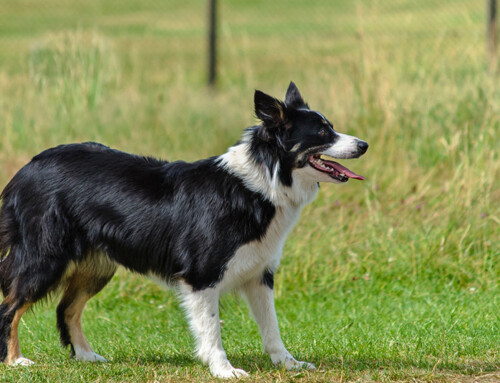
left=357, top=140, right=369, bottom=154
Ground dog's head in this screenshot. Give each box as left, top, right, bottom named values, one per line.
left=253, top=82, right=368, bottom=185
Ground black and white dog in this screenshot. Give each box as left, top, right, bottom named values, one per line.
left=0, top=83, right=367, bottom=377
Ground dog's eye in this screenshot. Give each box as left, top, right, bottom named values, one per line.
left=318, top=128, right=327, bottom=136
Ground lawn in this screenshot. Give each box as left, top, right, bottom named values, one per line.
left=0, top=0, right=499, bottom=382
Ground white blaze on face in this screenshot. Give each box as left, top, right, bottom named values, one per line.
left=321, top=132, right=362, bottom=159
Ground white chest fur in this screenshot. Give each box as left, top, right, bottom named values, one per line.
left=219, top=204, right=302, bottom=291
left=217, top=138, right=320, bottom=291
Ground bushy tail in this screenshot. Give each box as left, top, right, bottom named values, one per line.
left=0, top=204, right=15, bottom=297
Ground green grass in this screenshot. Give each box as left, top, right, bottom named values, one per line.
left=0, top=1, right=499, bottom=381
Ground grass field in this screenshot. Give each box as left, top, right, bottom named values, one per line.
left=0, top=0, right=499, bottom=381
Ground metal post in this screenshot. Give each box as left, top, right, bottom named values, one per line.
left=208, top=0, right=217, bottom=86
left=487, top=0, right=497, bottom=70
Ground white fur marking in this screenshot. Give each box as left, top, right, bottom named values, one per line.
left=217, top=130, right=319, bottom=206
left=322, top=132, right=360, bottom=159
left=178, top=283, right=248, bottom=378
left=220, top=203, right=300, bottom=291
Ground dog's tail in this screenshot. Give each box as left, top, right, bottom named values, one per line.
left=0, top=189, right=16, bottom=297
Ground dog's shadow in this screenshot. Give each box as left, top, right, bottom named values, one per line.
left=112, top=353, right=198, bottom=367
left=114, top=353, right=498, bottom=376
left=112, top=352, right=273, bottom=371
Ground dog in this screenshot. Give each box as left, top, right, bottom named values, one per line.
left=0, top=82, right=368, bottom=378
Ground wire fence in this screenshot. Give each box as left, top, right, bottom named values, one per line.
left=0, top=0, right=497, bottom=84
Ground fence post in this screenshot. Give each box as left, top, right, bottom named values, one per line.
left=487, top=0, right=497, bottom=70
left=208, top=0, right=217, bottom=87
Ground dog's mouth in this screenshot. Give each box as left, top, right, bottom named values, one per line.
left=308, top=154, right=365, bottom=182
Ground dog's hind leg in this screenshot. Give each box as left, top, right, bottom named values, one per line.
left=0, top=247, right=70, bottom=366
left=241, top=272, right=316, bottom=371
left=0, top=258, right=67, bottom=366
left=57, top=292, right=107, bottom=362
left=56, top=254, right=116, bottom=362
left=0, top=299, right=33, bottom=366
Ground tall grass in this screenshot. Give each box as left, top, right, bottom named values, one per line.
left=29, top=30, right=119, bottom=113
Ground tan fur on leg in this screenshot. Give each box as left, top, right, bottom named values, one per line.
left=61, top=291, right=107, bottom=362
left=57, top=254, right=115, bottom=362
left=6, top=304, right=31, bottom=365
left=64, top=293, right=93, bottom=355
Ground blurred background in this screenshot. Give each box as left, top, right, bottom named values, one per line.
left=0, top=1, right=498, bottom=380
left=0, top=1, right=497, bottom=165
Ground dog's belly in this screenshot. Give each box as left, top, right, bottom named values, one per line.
left=219, top=205, right=301, bottom=291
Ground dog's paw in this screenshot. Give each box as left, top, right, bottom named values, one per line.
left=210, top=364, right=249, bottom=378
left=284, top=358, right=316, bottom=371
left=11, top=357, right=35, bottom=366
left=74, top=350, right=108, bottom=363
left=272, top=354, right=316, bottom=371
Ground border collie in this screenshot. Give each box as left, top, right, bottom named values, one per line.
left=0, top=82, right=368, bottom=378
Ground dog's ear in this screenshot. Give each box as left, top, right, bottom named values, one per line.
left=254, top=90, right=287, bottom=127
left=285, top=81, right=308, bottom=109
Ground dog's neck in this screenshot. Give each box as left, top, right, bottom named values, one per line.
left=217, top=130, right=319, bottom=208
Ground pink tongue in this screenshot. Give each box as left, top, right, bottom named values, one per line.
left=330, top=161, right=365, bottom=180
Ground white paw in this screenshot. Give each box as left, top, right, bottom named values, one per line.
left=74, top=350, right=108, bottom=363
left=210, top=364, right=249, bottom=378
left=11, top=357, right=35, bottom=366
left=285, top=359, right=316, bottom=371
left=273, top=354, right=316, bottom=371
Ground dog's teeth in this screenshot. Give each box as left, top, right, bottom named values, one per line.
left=312, top=157, right=336, bottom=173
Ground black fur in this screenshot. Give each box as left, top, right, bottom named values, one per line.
left=56, top=299, right=74, bottom=356
left=261, top=270, right=274, bottom=289
left=0, top=142, right=277, bottom=362
left=0, top=143, right=276, bottom=294
left=0, top=303, right=14, bottom=361
left=0, top=82, right=368, bottom=367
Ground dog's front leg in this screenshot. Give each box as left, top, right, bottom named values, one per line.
left=179, top=283, right=248, bottom=378
left=241, top=274, right=316, bottom=371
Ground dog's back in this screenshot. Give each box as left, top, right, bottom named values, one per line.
left=0, top=140, right=279, bottom=293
